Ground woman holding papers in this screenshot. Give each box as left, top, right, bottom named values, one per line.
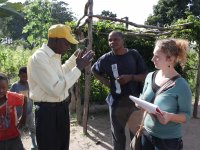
left=139, top=38, right=192, bottom=150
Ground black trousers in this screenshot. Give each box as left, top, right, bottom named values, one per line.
left=141, top=129, right=183, bottom=150
left=0, top=136, right=24, bottom=150
left=109, top=96, right=136, bottom=150
left=34, top=101, right=69, bottom=150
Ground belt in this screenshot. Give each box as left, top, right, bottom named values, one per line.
left=34, top=100, right=68, bottom=107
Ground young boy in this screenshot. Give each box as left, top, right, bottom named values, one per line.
left=10, top=67, right=37, bottom=150
left=0, top=72, right=26, bottom=150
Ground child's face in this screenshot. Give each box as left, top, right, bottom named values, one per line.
left=19, top=72, right=27, bottom=83
left=0, top=80, right=8, bottom=99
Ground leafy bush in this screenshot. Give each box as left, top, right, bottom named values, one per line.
left=183, top=51, right=198, bottom=94
left=0, top=45, right=33, bottom=84
left=90, top=76, right=109, bottom=104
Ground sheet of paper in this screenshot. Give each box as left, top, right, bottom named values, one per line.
left=129, top=95, right=162, bottom=115
left=105, top=93, right=114, bottom=106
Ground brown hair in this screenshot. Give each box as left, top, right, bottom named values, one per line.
left=155, top=38, right=189, bottom=67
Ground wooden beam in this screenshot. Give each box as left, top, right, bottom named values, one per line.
left=82, top=0, right=93, bottom=135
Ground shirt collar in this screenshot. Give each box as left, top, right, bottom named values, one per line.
left=41, top=44, right=57, bottom=58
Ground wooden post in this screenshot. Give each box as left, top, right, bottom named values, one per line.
left=124, top=16, right=129, bottom=29
left=82, top=0, right=93, bottom=134
left=193, top=44, right=200, bottom=118
left=75, top=30, right=85, bottom=125
left=75, top=81, right=83, bottom=125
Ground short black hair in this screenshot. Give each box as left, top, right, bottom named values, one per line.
left=0, top=72, right=8, bottom=83
left=109, top=31, right=124, bottom=40
left=19, top=66, right=27, bottom=75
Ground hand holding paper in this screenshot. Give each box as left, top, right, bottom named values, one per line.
left=129, top=95, right=163, bottom=115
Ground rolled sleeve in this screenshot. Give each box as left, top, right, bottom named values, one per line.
left=63, top=67, right=81, bottom=89
left=62, top=54, right=77, bottom=72
left=178, top=84, right=192, bottom=122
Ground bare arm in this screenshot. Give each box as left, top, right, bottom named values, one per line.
left=92, top=71, right=110, bottom=88
left=117, top=73, right=147, bottom=85
left=17, top=96, right=27, bottom=128
left=132, top=73, right=147, bottom=82
left=156, top=112, right=186, bottom=125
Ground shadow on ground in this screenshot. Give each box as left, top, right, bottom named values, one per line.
left=85, top=105, right=132, bottom=150
left=86, top=105, right=113, bottom=150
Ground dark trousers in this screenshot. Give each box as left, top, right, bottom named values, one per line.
left=34, top=101, right=69, bottom=150
left=141, top=129, right=183, bottom=150
left=109, top=96, right=136, bottom=150
left=0, top=136, right=24, bottom=150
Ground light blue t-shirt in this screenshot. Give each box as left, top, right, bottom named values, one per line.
left=10, top=81, right=33, bottom=117
left=140, top=71, right=192, bottom=139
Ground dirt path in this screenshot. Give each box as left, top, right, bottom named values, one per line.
left=22, top=105, right=200, bottom=150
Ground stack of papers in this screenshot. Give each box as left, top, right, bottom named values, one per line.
left=129, top=95, right=162, bottom=115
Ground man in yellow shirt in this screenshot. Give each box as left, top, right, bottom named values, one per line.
left=27, top=24, right=94, bottom=150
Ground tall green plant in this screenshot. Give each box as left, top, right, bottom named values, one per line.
left=0, top=45, right=33, bottom=83
left=22, top=0, right=53, bottom=47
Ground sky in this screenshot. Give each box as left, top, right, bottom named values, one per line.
left=8, top=0, right=159, bottom=24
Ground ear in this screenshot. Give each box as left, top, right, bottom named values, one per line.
left=48, top=38, right=58, bottom=52
left=167, top=55, right=176, bottom=65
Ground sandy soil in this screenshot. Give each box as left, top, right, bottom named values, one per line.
left=22, top=105, right=200, bottom=150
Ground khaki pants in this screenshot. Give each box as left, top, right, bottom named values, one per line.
left=127, top=109, right=144, bottom=135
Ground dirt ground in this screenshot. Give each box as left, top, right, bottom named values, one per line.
left=22, top=104, right=200, bottom=150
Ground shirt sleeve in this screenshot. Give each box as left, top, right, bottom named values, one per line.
left=177, top=80, right=192, bottom=122
left=139, top=72, right=154, bottom=102
left=91, top=54, right=106, bottom=76
left=29, top=52, right=81, bottom=98
left=62, top=54, right=77, bottom=73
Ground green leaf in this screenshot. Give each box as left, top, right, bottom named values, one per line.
left=27, top=35, right=33, bottom=44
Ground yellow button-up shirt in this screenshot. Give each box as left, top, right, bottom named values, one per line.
left=27, top=44, right=81, bottom=102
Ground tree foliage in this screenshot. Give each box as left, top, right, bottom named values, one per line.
left=101, top=10, right=117, bottom=18
left=51, top=1, right=76, bottom=24
left=0, top=0, right=24, bottom=40
left=0, top=0, right=23, bottom=18
left=173, top=15, right=200, bottom=43
left=145, top=0, right=200, bottom=26
left=1, top=15, right=26, bottom=40
left=22, top=0, right=76, bottom=47
left=189, top=0, right=200, bottom=18
left=22, top=0, right=53, bottom=47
